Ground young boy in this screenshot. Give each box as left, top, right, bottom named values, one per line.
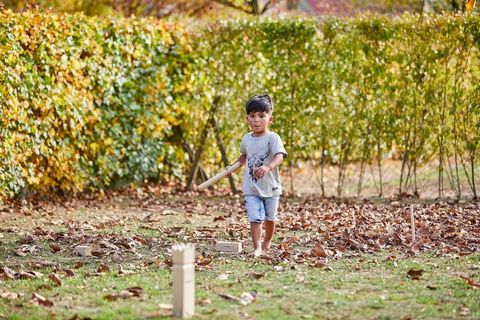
left=234, top=94, right=287, bottom=257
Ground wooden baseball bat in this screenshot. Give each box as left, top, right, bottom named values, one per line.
left=196, top=162, right=242, bottom=191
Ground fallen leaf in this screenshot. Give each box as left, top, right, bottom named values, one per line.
left=313, top=258, right=328, bottom=268
left=196, top=255, right=213, bottom=266
left=0, top=291, right=19, bottom=300
left=216, top=273, right=229, bottom=281
left=17, top=235, right=35, bottom=244
left=312, top=243, right=328, bottom=258
left=164, top=258, right=173, bottom=267
left=199, top=298, right=211, bottom=306
left=159, top=303, right=173, bottom=310
left=238, top=292, right=256, bottom=306
left=16, top=271, right=42, bottom=280
left=49, top=243, right=61, bottom=253
left=37, top=284, right=52, bottom=290
left=0, top=267, right=16, bottom=280
left=407, top=269, right=423, bottom=280
left=118, top=267, right=135, bottom=276
left=15, top=244, right=37, bottom=256
left=218, top=293, right=238, bottom=301
left=459, top=306, right=471, bottom=316
left=30, top=292, right=54, bottom=307
left=32, top=260, right=58, bottom=268
left=460, top=275, right=480, bottom=288
left=247, top=272, right=266, bottom=280
left=104, top=287, right=143, bottom=301
left=295, top=273, right=305, bottom=283
left=104, top=293, right=127, bottom=301
left=64, top=269, right=75, bottom=277
left=126, top=287, right=143, bottom=297
left=219, top=292, right=256, bottom=306
left=49, top=273, right=62, bottom=286
left=143, top=213, right=160, bottom=222
left=97, top=264, right=110, bottom=273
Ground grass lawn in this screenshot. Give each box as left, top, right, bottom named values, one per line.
left=1, top=192, right=479, bottom=319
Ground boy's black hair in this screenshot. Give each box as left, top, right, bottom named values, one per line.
left=245, top=94, right=273, bottom=114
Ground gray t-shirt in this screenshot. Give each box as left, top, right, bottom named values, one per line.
left=240, top=131, right=287, bottom=197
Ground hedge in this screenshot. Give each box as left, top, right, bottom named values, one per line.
left=0, top=10, right=191, bottom=198
left=1, top=10, right=479, bottom=199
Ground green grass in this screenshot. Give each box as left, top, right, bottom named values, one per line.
left=1, top=251, right=479, bottom=319
left=1, top=194, right=478, bottom=319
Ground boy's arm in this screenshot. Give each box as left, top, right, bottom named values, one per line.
left=253, top=153, right=284, bottom=179
left=234, top=154, right=246, bottom=166
left=225, top=154, right=246, bottom=179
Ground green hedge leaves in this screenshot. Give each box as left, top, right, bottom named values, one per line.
left=1, top=11, right=479, bottom=198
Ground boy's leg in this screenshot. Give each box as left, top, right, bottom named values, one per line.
left=262, top=220, right=275, bottom=251
left=262, top=196, right=280, bottom=252
left=250, top=222, right=263, bottom=256
left=245, top=196, right=266, bottom=256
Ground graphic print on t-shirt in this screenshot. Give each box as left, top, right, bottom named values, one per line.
left=247, top=143, right=270, bottom=182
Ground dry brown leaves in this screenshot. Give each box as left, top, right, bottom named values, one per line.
left=1, top=190, right=478, bottom=270
left=277, top=198, right=479, bottom=260
left=104, top=287, right=143, bottom=301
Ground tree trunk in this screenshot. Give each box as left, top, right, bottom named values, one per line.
left=185, top=103, right=218, bottom=191
left=183, top=143, right=208, bottom=183
left=399, top=150, right=408, bottom=194
left=377, top=143, right=383, bottom=197
left=185, top=123, right=210, bottom=191
left=211, top=114, right=238, bottom=193
left=252, top=0, right=260, bottom=15
left=471, top=154, right=477, bottom=199
left=320, top=143, right=325, bottom=197
left=287, top=0, right=300, bottom=10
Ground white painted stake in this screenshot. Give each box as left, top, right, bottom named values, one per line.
left=410, top=205, right=416, bottom=243
left=172, top=243, right=195, bottom=318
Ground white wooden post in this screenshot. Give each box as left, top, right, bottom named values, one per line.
left=172, top=243, right=195, bottom=318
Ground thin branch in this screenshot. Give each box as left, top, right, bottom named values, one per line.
left=261, top=0, right=273, bottom=14
left=213, top=0, right=252, bottom=13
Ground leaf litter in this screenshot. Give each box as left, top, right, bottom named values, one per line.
left=1, top=194, right=478, bottom=269
left=0, top=189, right=479, bottom=312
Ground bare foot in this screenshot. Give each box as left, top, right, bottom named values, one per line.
left=261, top=241, right=271, bottom=252
left=253, top=248, right=263, bottom=257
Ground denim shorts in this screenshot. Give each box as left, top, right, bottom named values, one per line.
left=244, top=195, right=280, bottom=223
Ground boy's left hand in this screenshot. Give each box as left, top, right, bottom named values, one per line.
left=254, top=165, right=271, bottom=179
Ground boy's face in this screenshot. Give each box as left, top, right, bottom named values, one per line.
left=246, top=111, right=273, bottom=136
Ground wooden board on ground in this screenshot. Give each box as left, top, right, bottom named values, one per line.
left=215, top=241, right=242, bottom=253
left=74, top=245, right=92, bottom=257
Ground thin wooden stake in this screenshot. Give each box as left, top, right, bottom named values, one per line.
left=352, top=209, right=356, bottom=230
left=410, top=205, right=416, bottom=243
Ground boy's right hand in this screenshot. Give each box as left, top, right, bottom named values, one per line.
left=225, top=161, right=243, bottom=178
